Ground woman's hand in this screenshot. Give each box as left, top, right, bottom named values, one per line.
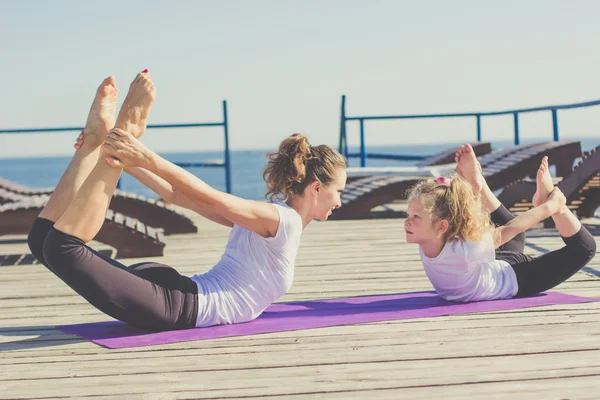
left=102, top=128, right=154, bottom=169
left=74, top=131, right=84, bottom=149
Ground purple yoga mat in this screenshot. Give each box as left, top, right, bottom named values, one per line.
left=58, top=291, right=597, bottom=349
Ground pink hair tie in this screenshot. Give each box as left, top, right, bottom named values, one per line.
left=436, top=176, right=451, bottom=186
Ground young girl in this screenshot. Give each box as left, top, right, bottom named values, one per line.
left=28, top=72, right=347, bottom=331
left=405, top=144, right=596, bottom=302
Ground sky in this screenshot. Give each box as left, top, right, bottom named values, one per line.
left=2, top=0, right=600, bottom=158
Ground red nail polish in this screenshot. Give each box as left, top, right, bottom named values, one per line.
left=142, top=69, right=149, bottom=73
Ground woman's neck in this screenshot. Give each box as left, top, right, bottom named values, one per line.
left=420, top=237, right=446, bottom=258
left=286, top=196, right=313, bottom=229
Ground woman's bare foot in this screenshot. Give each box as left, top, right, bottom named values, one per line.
left=455, top=144, right=484, bottom=193
left=114, top=70, right=156, bottom=139
left=80, top=76, right=118, bottom=147
left=532, top=156, right=554, bottom=207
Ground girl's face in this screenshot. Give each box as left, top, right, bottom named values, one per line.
left=404, top=197, right=441, bottom=244
left=312, top=167, right=346, bottom=221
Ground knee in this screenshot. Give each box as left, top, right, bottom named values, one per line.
left=569, top=227, right=597, bottom=265
left=42, top=227, right=87, bottom=269
left=515, top=231, right=526, bottom=245
left=586, top=236, right=597, bottom=263
left=27, top=218, right=54, bottom=263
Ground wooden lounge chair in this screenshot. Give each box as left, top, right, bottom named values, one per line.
left=332, top=141, right=583, bottom=221
left=478, top=141, right=582, bottom=192
left=330, top=175, right=421, bottom=220
left=0, top=178, right=197, bottom=235
left=498, top=145, right=600, bottom=227
left=417, top=142, right=492, bottom=167
left=0, top=195, right=166, bottom=258
left=346, top=143, right=492, bottom=183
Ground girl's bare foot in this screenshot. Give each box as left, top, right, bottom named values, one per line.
left=114, top=70, right=156, bottom=139
left=455, top=144, right=484, bottom=193
left=532, top=156, right=554, bottom=207
left=80, top=76, right=118, bottom=148
left=546, top=187, right=566, bottom=215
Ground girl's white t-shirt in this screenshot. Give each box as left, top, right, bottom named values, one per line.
left=418, top=232, right=519, bottom=302
left=191, top=201, right=303, bottom=327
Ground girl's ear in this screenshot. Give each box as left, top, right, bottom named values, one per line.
left=437, top=219, right=449, bottom=236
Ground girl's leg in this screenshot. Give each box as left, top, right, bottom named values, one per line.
left=455, top=144, right=525, bottom=252
left=455, top=144, right=501, bottom=213
left=510, top=157, right=595, bottom=296
left=511, top=225, right=596, bottom=297
left=28, top=77, right=118, bottom=267
left=534, top=156, right=583, bottom=239
left=53, top=71, right=155, bottom=243
left=43, top=227, right=197, bottom=330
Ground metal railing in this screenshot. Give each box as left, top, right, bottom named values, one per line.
left=339, top=95, right=600, bottom=167
left=0, top=100, right=232, bottom=193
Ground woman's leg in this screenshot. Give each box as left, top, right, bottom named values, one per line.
left=28, top=77, right=118, bottom=268
left=43, top=227, right=197, bottom=330
left=53, top=71, right=156, bottom=242
left=510, top=225, right=596, bottom=297
left=29, top=73, right=190, bottom=330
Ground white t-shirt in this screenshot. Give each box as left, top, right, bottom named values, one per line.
left=418, top=232, right=519, bottom=302
left=191, top=201, right=303, bottom=327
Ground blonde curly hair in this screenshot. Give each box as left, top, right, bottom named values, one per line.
left=407, top=173, right=492, bottom=242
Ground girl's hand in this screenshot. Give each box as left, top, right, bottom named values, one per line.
left=102, top=128, right=153, bottom=169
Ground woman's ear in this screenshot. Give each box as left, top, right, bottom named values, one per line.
left=310, top=180, right=321, bottom=196
left=310, top=180, right=321, bottom=205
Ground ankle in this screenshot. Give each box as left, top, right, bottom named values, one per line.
left=555, top=205, right=570, bottom=216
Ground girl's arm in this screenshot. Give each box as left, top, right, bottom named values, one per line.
left=125, top=167, right=234, bottom=228
left=103, top=129, right=280, bottom=238
left=492, top=199, right=560, bottom=248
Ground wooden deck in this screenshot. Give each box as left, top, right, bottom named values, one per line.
left=1, top=207, right=599, bottom=399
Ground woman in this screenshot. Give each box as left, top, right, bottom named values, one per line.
left=28, top=71, right=347, bottom=331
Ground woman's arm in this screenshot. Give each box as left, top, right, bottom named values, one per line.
left=125, top=167, right=234, bottom=228
left=103, top=129, right=280, bottom=237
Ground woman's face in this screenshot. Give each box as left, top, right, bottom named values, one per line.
left=312, top=167, right=347, bottom=221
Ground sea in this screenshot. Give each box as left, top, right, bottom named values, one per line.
left=0, top=138, right=598, bottom=201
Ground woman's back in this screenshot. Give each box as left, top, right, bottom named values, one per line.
left=192, top=201, right=302, bottom=327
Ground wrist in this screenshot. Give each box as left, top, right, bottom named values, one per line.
left=542, top=202, right=556, bottom=217
left=144, top=150, right=160, bottom=172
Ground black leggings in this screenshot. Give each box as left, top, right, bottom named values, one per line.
left=491, top=205, right=597, bottom=297
left=27, top=218, right=198, bottom=331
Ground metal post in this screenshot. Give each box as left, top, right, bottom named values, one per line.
left=551, top=109, right=559, bottom=141
left=513, top=112, right=520, bottom=145
left=339, top=95, right=348, bottom=159
left=359, top=119, right=366, bottom=167
left=476, top=114, right=482, bottom=142
left=222, top=100, right=232, bottom=194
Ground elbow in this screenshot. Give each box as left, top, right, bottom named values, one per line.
left=160, top=190, right=179, bottom=206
